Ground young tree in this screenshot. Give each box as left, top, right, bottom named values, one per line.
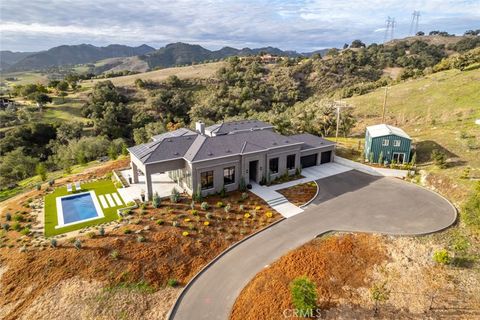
left=35, top=163, right=47, bottom=181
left=290, top=276, right=318, bottom=316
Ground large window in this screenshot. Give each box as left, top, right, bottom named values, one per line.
left=223, top=166, right=235, bottom=185
left=269, top=158, right=279, bottom=174
left=286, top=154, right=296, bottom=170
left=393, top=140, right=401, bottom=147
left=382, top=139, right=389, bottom=146
left=200, top=171, right=214, bottom=190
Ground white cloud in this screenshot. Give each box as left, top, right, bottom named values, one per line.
left=0, top=0, right=479, bottom=51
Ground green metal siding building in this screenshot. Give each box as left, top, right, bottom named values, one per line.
left=364, top=124, right=412, bottom=164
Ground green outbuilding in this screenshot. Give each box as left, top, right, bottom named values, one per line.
left=364, top=124, right=412, bottom=164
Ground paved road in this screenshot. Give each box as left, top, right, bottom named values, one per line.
left=169, top=170, right=457, bottom=320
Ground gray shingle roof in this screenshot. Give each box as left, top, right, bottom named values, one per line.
left=129, top=122, right=335, bottom=164
left=151, top=128, right=196, bottom=141
left=289, top=133, right=336, bottom=150
left=205, top=119, right=273, bottom=135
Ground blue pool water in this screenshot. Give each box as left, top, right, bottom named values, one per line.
left=61, top=193, right=99, bottom=224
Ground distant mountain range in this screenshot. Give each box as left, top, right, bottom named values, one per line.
left=1, top=42, right=329, bottom=73
left=2, top=44, right=155, bottom=72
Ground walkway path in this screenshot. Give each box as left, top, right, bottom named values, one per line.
left=169, top=170, right=457, bottom=320
left=249, top=183, right=303, bottom=217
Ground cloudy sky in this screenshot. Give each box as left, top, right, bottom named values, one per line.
left=1, top=0, right=479, bottom=52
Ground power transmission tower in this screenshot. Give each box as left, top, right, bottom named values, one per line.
left=409, top=11, right=420, bottom=35
left=384, top=17, right=395, bottom=43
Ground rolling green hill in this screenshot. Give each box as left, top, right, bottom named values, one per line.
left=346, top=68, right=480, bottom=200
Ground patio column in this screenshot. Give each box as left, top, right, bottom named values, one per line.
left=145, top=172, right=153, bottom=201
left=131, top=161, right=139, bottom=183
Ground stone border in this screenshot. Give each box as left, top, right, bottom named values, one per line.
left=167, top=216, right=286, bottom=320
left=299, top=180, right=320, bottom=209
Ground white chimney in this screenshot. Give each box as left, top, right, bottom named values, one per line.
left=195, top=121, right=205, bottom=135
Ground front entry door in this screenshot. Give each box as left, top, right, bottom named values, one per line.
left=249, top=161, right=258, bottom=182
left=392, top=152, right=405, bottom=163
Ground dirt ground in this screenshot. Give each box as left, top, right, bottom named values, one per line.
left=230, top=233, right=480, bottom=320
left=0, top=158, right=281, bottom=320
left=278, top=182, right=318, bottom=206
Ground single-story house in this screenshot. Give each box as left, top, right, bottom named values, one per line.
left=364, top=124, right=412, bottom=164
left=128, top=120, right=335, bottom=200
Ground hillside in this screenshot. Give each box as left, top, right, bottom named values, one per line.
left=7, top=44, right=156, bottom=71
left=141, top=42, right=301, bottom=69
left=86, top=61, right=225, bottom=87
left=0, top=51, right=37, bottom=71
left=346, top=68, right=480, bottom=197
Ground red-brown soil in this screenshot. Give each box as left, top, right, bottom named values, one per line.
left=230, top=233, right=386, bottom=320
left=278, top=182, right=317, bottom=206
left=0, top=167, right=280, bottom=319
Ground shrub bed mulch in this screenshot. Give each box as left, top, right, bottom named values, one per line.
left=230, top=233, right=387, bottom=320
left=277, top=181, right=318, bottom=206
left=0, top=190, right=280, bottom=320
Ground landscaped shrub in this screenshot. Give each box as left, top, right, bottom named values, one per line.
left=182, top=231, right=189, bottom=237
left=35, top=183, right=41, bottom=191
left=50, top=238, right=57, bottom=248
left=224, top=204, right=231, bottom=213
left=239, top=177, right=247, bottom=192
left=431, top=149, right=447, bottom=168
left=123, top=228, right=132, bottom=234
left=48, top=179, right=55, bottom=187
left=137, top=235, right=146, bottom=243
left=99, top=227, right=105, bottom=236
left=191, top=209, right=198, bottom=216
left=167, top=278, right=179, bottom=287
left=193, top=184, right=203, bottom=202
left=170, top=188, right=180, bottom=203
left=216, top=201, right=224, bottom=208
left=13, top=214, right=25, bottom=222
left=201, top=202, right=209, bottom=210
left=188, top=223, right=195, bottom=231
left=172, top=221, right=179, bottom=227
left=12, top=222, right=21, bottom=231
left=370, top=281, right=390, bottom=310
left=152, top=192, right=161, bottom=208
left=86, top=231, right=95, bottom=239
left=290, top=276, right=318, bottom=316
left=433, top=248, right=451, bottom=264
left=74, top=239, right=82, bottom=250
left=241, top=192, right=248, bottom=201
left=5, top=212, right=11, bottom=221
left=20, top=227, right=30, bottom=236
left=462, top=183, right=480, bottom=231
left=219, top=186, right=227, bottom=198
left=2, top=223, right=10, bottom=231
left=110, top=249, right=120, bottom=260
left=239, top=204, right=245, bottom=212
left=156, top=219, right=164, bottom=225
left=205, top=213, right=213, bottom=220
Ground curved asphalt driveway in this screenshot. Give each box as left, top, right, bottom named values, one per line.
left=169, top=170, right=456, bottom=320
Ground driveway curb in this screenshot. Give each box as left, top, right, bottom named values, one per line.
left=167, top=216, right=286, bottom=319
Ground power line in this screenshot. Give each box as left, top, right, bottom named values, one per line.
left=383, top=17, right=395, bottom=43
left=409, top=11, right=421, bottom=35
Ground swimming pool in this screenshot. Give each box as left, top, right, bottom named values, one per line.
left=55, top=191, right=104, bottom=228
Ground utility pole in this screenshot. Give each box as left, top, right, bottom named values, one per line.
left=390, top=18, right=395, bottom=41
left=384, top=17, right=396, bottom=43
left=384, top=17, right=392, bottom=43
left=333, top=100, right=352, bottom=142
left=382, top=86, right=388, bottom=123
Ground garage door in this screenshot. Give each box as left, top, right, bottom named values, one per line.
left=300, top=154, right=317, bottom=168
left=320, top=151, right=332, bottom=164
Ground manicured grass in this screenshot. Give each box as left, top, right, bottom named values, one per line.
left=44, top=179, right=126, bottom=237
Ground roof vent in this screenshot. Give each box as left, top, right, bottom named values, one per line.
left=167, top=139, right=172, bottom=142
left=187, top=136, right=192, bottom=140
left=207, top=152, right=213, bottom=156
left=226, top=149, right=231, bottom=153
left=272, top=142, right=277, bottom=146
left=174, top=152, right=179, bottom=155
left=285, top=140, right=289, bottom=143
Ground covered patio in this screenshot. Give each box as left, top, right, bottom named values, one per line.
left=117, top=170, right=185, bottom=203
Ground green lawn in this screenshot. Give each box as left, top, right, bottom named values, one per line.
left=44, top=179, right=126, bottom=237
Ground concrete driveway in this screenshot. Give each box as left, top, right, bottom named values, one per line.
left=169, top=170, right=457, bottom=320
